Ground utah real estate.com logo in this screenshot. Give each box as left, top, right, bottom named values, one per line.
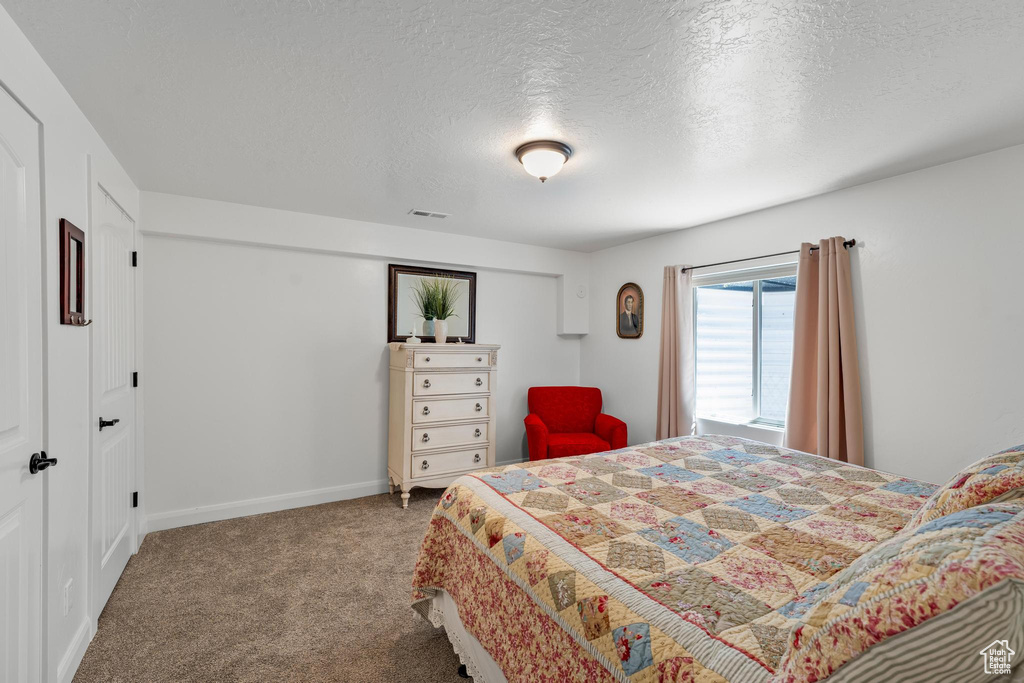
left=980, top=640, right=1015, bottom=675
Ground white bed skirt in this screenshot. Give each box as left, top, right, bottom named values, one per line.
left=425, top=590, right=507, bottom=683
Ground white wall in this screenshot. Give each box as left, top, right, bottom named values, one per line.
left=581, top=143, right=1024, bottom=484
left=0, top=5, right=139, bottom=681
left=139, top=192, right=590, bottom=336
left=141, top=193, right=583, bottom=530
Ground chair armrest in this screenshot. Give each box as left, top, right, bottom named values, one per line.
left=524, top=413, right=549, bottom=461
left=595, top=413, right=628, bottom=450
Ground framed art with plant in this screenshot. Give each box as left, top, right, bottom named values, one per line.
left=387, top=264, right=476, bottom=343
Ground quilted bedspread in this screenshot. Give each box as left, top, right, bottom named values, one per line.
left=412, top=436, right=939, bottom=682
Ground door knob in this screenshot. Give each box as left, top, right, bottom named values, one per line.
left=422, top=433, right=430, bottom=442
left=29, top=451, right=58, bottom=474
left=421, top=460, right=429, bottom=470
left=422, top=406, right=430, bottom=415
left=475, top=403, right=482, bottom=411
left=475, top=378, right=483, bottom=386
left=474, top=428, right=482, bottom=437
left=424, top=356, right=430, bottom=362
left=423, top=379, right=431, bottom=388
left=99, top=417, right=120, bottom=431
left=476, top=357, right=482, bottom=362
left=473, top=453, right=481, bottom=463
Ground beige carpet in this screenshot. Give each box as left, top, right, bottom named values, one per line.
left=74, top=490, right=466, bottom=683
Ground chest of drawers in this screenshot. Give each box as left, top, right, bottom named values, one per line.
left=387, top=342, right=499, bottom=508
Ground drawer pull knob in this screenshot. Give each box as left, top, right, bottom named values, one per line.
left=425, top=356, right=430, bottom=362
left=474, top=453, right=481, bottom=463
left=421, top=460, right=429, bottom=470
left=422, top=433, right=430, bottom=442
left=475, top=403, right=482, bottom=411
left=476, top=357, right=483, bottom=362
left=474, top=428, right=482, bottom=437
left=423, top=379, right=431, bottom=388
left=475, top=378, right=483, bottom=386
left=422, top=406, right=430, bottom=415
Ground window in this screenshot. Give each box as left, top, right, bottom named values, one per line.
left=693, top=264, right=797, bottom=427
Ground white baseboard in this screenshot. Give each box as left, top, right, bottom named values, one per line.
left=135, top=504, right=148, bottom=547
left=145, top=479, right=389, bottom=533
left=57, top=619, right=92, bottom=683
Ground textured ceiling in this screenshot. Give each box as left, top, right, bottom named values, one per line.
left=6, top=0, right=1024, bottom=251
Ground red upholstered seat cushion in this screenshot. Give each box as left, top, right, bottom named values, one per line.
left=528, top=386, right=603, bottom=434
left=547, top=433, right=611, bottom=459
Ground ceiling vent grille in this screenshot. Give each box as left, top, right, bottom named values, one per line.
left=408, top=209, right=449, bottom=219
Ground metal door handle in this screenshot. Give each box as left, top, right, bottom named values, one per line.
left=99, top=417, right=120, bottom=431
left=29, top=451, right=58, bottom=474
left=475, top=378, right=483, bottom=386
left=475, top=403, right=482, bottom=411
left=422, top=406, right=430, bottom=415
left=474, top=428, right=482, bottom=437
left=423, top=379, right=431, bottom=388
left=422, top=433, right=430, bottom=442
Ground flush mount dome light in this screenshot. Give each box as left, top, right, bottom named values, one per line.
left=515, top=140, right=572, bottom=182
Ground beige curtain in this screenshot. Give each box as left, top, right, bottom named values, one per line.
left=657, top=265, right=695, bottom=439
left=784, top=237, right=864, bottom=465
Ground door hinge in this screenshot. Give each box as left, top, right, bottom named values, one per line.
left=132, top=371, right=138, bottom=388
left=132, top=491, right=139, bottom=508
left=131, top=251, right=138, bottom=267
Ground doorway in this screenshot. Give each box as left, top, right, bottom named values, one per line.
left=89, top=183, right=138, bottom=615
left=0, top=84, right=45, bottom=682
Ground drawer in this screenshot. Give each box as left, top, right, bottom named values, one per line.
left=412, top=421, right=489, bottom=452
left=411, top=448, right=487, bottom=479
left=413, top=397, right=488, bottom=424
left=414, top=351, right=490, bottom=369
left=413, top=371, right=489, bottom=396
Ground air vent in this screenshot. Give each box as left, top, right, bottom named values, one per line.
left=408, top=209, right=449, bottom=219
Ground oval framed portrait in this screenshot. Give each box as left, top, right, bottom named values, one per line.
left=616, top=282, right=643, bottom=338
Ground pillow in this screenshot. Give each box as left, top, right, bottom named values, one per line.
left=904, top=444, right=1024, bottom=531
left=772, top=501, right=1024, bottom=683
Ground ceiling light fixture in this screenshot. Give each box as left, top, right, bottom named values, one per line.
left=515, top=140, right=572, bottom=183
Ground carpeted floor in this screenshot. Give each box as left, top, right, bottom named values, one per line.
left=74, top=490, right=466, bottom=683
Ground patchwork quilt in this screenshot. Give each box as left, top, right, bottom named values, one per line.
left=412, top=436, right=939, bottom=682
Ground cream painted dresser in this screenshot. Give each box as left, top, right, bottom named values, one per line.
left=388, top=342, right=500, bottom=508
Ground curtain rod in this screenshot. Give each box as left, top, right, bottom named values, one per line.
left=680, top=239, right=856, bottom=274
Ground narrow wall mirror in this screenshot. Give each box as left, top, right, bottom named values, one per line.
left=60, top=218, right=89, bottom=325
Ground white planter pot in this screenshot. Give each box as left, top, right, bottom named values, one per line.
left=434, top=318, right=448, bottom=344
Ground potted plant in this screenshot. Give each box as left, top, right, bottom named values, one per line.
left=411, top=276, right=461, bottom=344
left=412, top=281, right=436, bottom=337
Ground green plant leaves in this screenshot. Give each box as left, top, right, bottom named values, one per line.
left=411, top=276, right=462, bottom=320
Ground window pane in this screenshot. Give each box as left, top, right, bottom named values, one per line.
left=695, top=282, right=753, bottom=421
left=759, top=276, right=797, bottom=423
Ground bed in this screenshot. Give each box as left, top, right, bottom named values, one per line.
left=412, top=435, right=1024, bottom=682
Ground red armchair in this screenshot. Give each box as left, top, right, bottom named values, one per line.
left=524, top=386, right=627, bottom=461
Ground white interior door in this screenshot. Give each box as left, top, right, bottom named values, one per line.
left=0, top=87, right=45, bottom=683
left=90, top=187, right=136, bottom=612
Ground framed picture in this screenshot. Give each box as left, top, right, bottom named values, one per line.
left=616, top=282, right=643, bottom=338
left=60, top=218, right=88, bottom=325
left=388, top=264, right=477, bottom=343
